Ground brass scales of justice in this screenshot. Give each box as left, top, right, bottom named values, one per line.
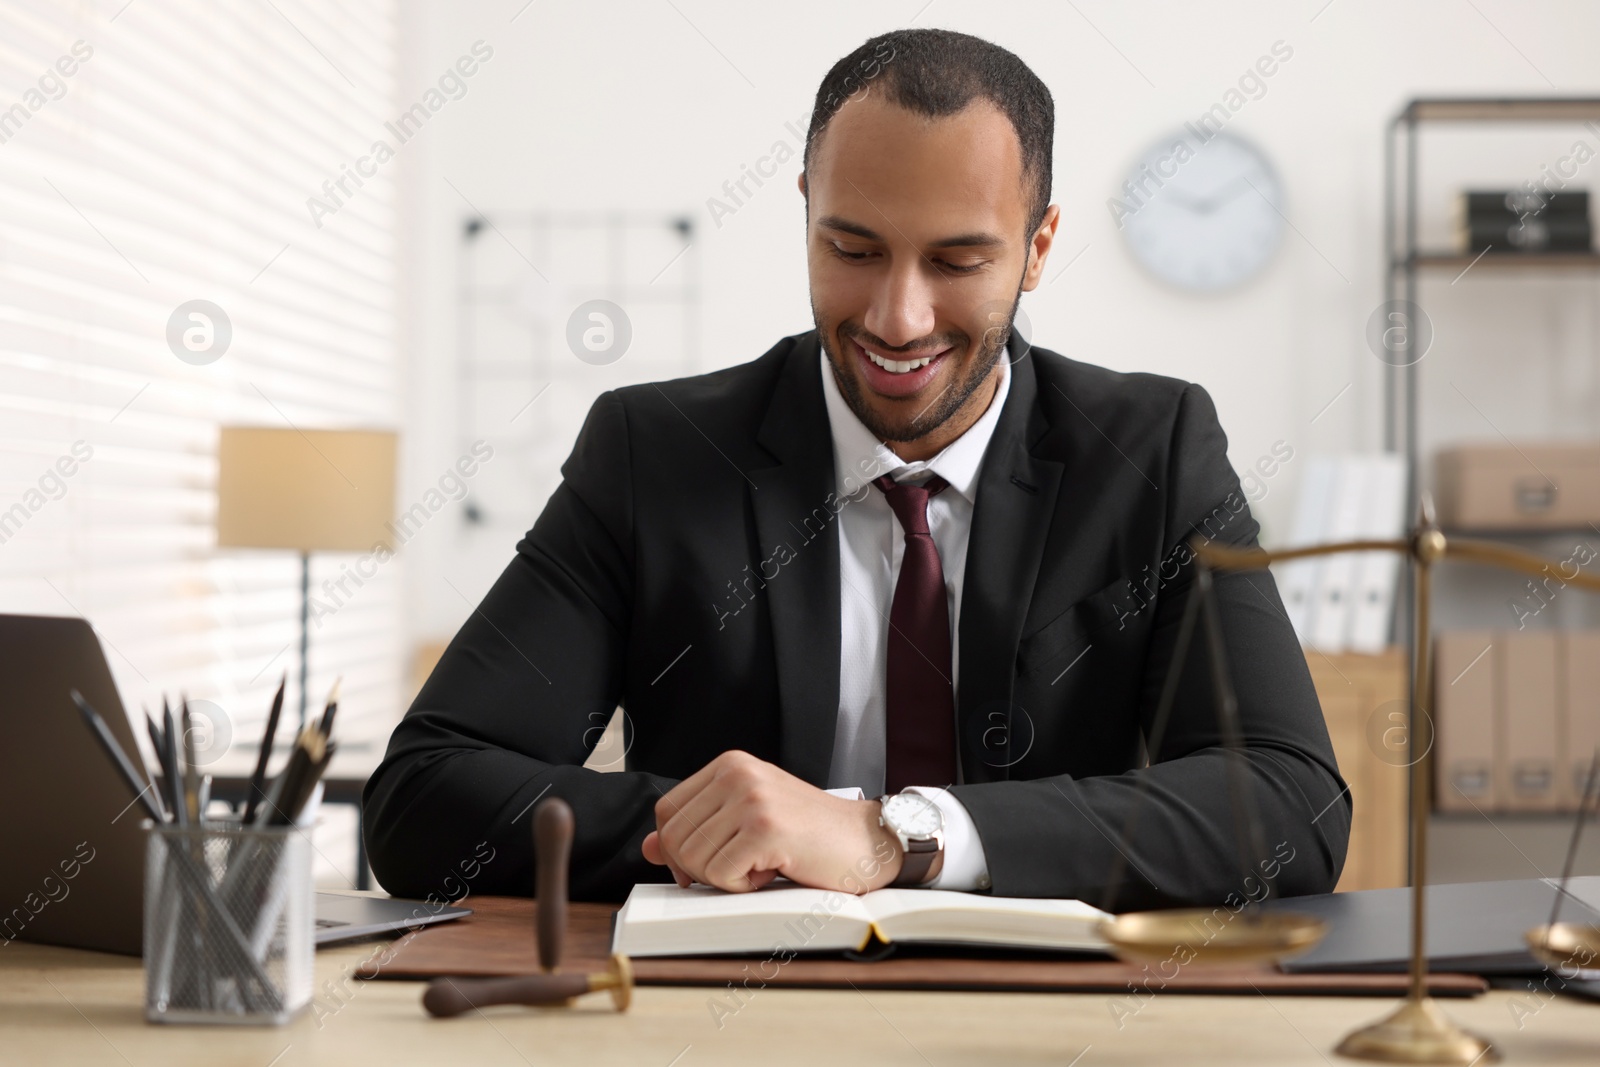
left=1093, top=496, right=1600, bottom=1065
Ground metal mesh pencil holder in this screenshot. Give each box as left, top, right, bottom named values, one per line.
left=143, top=819, right=313, bottom=1024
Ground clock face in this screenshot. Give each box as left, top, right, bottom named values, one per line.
left=1118, top=130, right=1285, bottom=292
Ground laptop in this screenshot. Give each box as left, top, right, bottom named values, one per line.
left=0, top=613, right=470, bottom=956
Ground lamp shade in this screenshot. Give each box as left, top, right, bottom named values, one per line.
left=216, top=427, right=398, bottom=553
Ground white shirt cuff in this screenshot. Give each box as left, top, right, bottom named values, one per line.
left=904, top=786, right=991, bottom=892
left=830, top=786, right=994, bottom=892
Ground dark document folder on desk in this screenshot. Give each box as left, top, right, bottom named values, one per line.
left=1264, top=876, right=1600, bottom=975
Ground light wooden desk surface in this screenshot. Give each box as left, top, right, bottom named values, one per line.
left=4, top=931, right=1598, bottom=1066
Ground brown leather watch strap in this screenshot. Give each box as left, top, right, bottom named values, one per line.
left=891, top=836, right=944, bottom=887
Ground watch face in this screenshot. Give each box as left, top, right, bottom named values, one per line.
left=882, top=792, right=943, bottom=838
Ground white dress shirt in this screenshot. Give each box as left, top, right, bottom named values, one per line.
left=817, top=349, right=1012, bottom=892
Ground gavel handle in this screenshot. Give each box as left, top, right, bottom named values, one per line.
left=423, top=973, right=592, bottom=1018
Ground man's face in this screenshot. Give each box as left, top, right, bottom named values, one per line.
left=802, top=93, right=1052, bottom=446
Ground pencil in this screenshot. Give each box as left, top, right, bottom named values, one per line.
left=73, top=690, right=164, bottom=824
left=143, top=708, right=172, bottom=823
left=180, top=694, right=200, bottom=825
left=162, top=699, right=185, bottom=828
left=242, top=673, right=286, bottom=825
left=266, top=726, right=326, bottom=827
left=317, top=676, right=342, bottom=739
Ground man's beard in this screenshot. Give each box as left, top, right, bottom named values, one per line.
left=815, top=289, right=1019, bottom=445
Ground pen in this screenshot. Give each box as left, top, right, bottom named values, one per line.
left=242, top=674, right=286, bottom=825
left=72, top=690, right=164, bottom=824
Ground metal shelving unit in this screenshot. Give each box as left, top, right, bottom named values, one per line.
left=1384, top=97, right=1600, bottom=508
left=1383, top=99, right=1600, bottom=864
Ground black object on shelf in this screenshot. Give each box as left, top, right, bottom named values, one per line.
left=1460, top=188, right=1592, bottom=253
left=1462, top=189, right=1590, bottom=218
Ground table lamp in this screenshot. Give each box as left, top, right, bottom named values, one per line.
left=215, top=427, right=398, bottom=727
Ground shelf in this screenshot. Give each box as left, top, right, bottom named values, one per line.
left=1441, top=526, right=1600, bottom=538
left=1402, top=251, right=1600, bottom=271
left=1399, top=97, right=1600, bottom=123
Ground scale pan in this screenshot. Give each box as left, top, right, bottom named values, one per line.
left=1098, top=909, right=1327, bottom=965
left=1524, top=922, right=1600, bottom=970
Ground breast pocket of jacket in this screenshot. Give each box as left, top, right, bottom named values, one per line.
left=1014, top=575, right=1145, bottom=684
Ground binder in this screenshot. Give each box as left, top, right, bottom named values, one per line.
left=1274, top=875, right=1600, bottom=975
left=1434, top=632, right=1497, bottom=812
left=1275, top=455, right=1334, bottom=644
left=1309, top=457, right=1369, bottom=652
left=1348, top=455, right=1407, bottom=653
left=1499, top=631, right=1559, bottom=811
left=1563, top=631, right=1600, bottom=806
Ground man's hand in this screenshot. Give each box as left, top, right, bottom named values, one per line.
left=641, top=751, right=903, bottom=893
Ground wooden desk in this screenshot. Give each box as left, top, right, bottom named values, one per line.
left=4, top=931, right=1596, bottom=1065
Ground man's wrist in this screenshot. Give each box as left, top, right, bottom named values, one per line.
left=859, top=799, right=903, bottom=892
left=876, top=792, right=947, bottom=887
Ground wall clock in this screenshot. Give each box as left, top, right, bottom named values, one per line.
left=1116, top=130, right=1285, bottom=292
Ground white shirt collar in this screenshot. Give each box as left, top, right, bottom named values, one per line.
left=819, top=346, right=1012, bottom=506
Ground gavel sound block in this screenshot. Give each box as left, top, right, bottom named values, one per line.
left=422, top=795, right=635, bottom=1018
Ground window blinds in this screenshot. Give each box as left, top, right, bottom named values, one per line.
left=0, top=0, right=402, bottom=801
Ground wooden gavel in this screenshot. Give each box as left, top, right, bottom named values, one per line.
left=421, top=952, right=633, bottom=1017
left=423, top=796, right=635, bottom=1017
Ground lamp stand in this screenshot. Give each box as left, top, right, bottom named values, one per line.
left=298, top=549, right=310, bottom=729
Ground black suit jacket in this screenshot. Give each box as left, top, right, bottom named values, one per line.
left=363, top=330, right=1351, bottom=910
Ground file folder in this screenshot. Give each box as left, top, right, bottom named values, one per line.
left=1435, top=632, right=1497, bottom=812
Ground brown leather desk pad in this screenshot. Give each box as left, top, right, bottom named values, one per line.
left=358, top=896, right=1487, bottom=997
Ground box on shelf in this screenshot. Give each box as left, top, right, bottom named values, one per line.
left=1434, top=629, right=1600, bottom=814
left=1434, top=443, right=1600, bottom=530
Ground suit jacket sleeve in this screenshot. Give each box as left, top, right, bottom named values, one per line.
left=949, top=383, right=1352, bottom=910
left=361, top=391, right=676, bottom=902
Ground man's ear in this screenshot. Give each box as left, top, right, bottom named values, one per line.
left=1021, top=203, right=1062, bottom=293
left=797, top=171, right=807, bottom=198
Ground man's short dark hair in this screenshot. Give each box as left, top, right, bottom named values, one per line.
left=804, top=28, right=1054, bottom=238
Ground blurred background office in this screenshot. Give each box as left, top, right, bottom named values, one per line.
left=3, top=0, right=1599, bottom=890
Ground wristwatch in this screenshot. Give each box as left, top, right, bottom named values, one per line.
left=877, top=791, right=946, bottom=886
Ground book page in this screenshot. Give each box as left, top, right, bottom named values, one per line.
left=859, top=888, right=1109, bottom=950
left=613, top=882, right=879, bottom=957
left=622, top=882, right=873, bottom=923
left=861, top=888, right=1109, bottom=924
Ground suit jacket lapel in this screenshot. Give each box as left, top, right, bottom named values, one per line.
left=750, top=332, right=841, bottom=787
left=958, top=342, right=1064, bottom=784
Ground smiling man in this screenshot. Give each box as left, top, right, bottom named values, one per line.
left=364, top=29, right=1350, bottom=910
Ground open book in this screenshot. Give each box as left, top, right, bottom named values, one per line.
left=611, top=882, right=1111, bottom=957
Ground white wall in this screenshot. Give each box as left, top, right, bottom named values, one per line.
left=390, top=0, right=1600, bottom=650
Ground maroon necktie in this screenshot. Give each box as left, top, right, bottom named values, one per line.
left=874, top=473, right=958, bottom=794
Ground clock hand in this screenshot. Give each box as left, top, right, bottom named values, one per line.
left=1152, top=187, right=1204, bottom=211
left=1189, top=175, right=1255, bottom=214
